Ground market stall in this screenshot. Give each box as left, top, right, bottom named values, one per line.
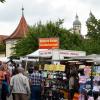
left=39, top=64, right=68, bottom=99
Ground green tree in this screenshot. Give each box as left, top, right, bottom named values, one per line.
left=13, top=20, right=84, bottom=57
left=0, top=43, right=5, bottom=53
left=86, top=12, right=98, bottom=38
left=86, top=12, right=100, bottom=54
left=0, top=0, right=5, bottom=3
left=82, top=38, right=100, bottom=54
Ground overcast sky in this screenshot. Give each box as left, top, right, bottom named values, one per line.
left=0, top=0, right=100, bottom=36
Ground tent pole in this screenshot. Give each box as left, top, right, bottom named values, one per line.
left=25, top=57, right=28, bottom=71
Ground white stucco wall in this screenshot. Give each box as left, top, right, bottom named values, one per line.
left=73, top=25, right=81, bottom=34
left=6, top=39, right=17, bottom=57
left=0, top=53, right=6, bottom=57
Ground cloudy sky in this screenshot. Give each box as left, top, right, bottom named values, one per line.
left=0, top=0, right=100, bottom=36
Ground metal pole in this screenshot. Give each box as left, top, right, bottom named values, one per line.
left=25, top=57, right=28, bottom=71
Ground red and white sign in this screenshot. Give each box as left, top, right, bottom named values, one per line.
left=39, top=38, right=59, bottom=49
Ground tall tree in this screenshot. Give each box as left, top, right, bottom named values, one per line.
left=13, top=20, right=83, bottom=57
left=86, top=12, right=100, bottom=54
left=0, top=43, right=5, bottom=53
left=0, top=0, right=5, bottom=3
left=86, top=12, right=98, bottom=38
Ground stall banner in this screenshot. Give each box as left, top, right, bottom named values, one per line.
left=44, top=64, right=56, bottom=71
left=59, top=50, right=86, bottom=57
left=56, top=64, right=65, bottom=71
left=39, top=50, right=52, bottom=57
left=44, top=64, right=65, bottom=71
left=39, top=38, right=59, bottom=49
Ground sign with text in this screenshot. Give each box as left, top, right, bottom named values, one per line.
left=60, top=50, right=86, bottom=57
left=39, top=50, right=52, bottom=57
left=39, top=38, right=59, bottom=49
left=44, top=64, right=65, bottom=71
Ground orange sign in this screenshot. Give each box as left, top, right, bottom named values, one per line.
left=39, top=38, right=59, bottom=49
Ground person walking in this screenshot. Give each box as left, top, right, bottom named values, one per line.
left=1, top=63, right=11, bottom=100
left=0, top=64, right=5, bottom=100
left=10, top=66, right=30, bottom=100
left=29, top=66, right=44, bottom=100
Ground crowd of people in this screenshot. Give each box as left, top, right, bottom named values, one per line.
left=0, top=61, right=44, bottom=100
left=0, top=60, right=100, bottom=100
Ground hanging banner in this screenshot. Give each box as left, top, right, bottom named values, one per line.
left=39, top=50, right=52, bottom=57
left=44, top=64, right=65, bottom=71
left=60, top=50, right=86, bottom=57
left=39, top=38, right=59, bottom=49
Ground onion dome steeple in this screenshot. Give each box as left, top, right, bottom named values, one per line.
left=73, top=14, right=81, bottom=26
left=73, top=14, right=81, bottom=34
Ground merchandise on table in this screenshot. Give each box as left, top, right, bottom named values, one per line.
left=40, top=64, right=68, bottom=99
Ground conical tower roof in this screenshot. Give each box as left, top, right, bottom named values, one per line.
left=6, top=15, right=28, bottom=40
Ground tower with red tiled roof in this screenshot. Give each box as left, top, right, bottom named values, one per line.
left=5, top=7, right=28, bottom=57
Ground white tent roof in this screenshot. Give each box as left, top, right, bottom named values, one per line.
left=0, top=57, right=9, bottom=62
left=26, top=49, right=49, bottom=57
left=71, top=54, right=100, bottom=64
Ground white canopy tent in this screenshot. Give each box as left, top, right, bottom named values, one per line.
left=26, top=49, right=86, bottom=58
left=0, top=57, right=9, bottom=63
left=26, top=49, right=51, bottom=57
left=88, top=54, right=100, bottom=64
left=71, top=54, right=100, bottom=64
left=20, top=57, right=39, bottom=62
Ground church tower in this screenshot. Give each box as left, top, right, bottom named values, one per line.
left=73, top=14, right=81, bottom=34
left=5, top=7, right=28, bottom=57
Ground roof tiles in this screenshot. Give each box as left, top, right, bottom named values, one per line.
left=6, top=15, right=28, bottom=40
